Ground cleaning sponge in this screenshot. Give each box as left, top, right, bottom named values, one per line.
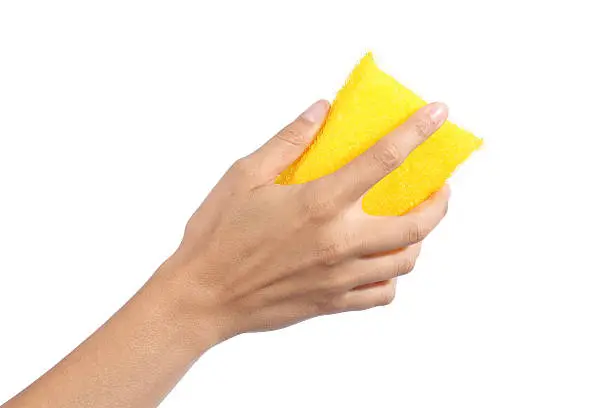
left=276, top=53, right=482, bottom=216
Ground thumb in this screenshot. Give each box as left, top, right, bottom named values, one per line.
left=249, top=100, right=329, bottom=182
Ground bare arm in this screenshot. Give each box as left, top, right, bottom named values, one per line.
left=2, top=100, right=450, bottom=408
left=2, top=269, right=219, bottom=407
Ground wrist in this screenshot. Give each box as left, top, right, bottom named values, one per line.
left=142, top=262, right=229, bottom=357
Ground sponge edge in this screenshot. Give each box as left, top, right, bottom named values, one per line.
left=277, top=53, right=482, bottom=216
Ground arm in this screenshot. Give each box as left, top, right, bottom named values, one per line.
left=2, top=270, right=218, bottom=408
left=2, top=100, right=450, bottom=408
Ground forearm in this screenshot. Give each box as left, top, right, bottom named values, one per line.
left=2, top=266, right=220, bottom=408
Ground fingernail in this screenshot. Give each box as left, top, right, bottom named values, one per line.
left=301, top=100, right=328, bottom=123
left=428, top=102, right=448, bottom=123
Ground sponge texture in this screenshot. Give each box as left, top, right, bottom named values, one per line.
left=277, top=53, right=482, bottom=216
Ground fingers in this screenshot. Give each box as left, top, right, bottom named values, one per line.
left=353, top=185, right=450, bottom=255
left=297, top=185, right=448, bottom=268
left=319, top=243, right=424, bottom=314
left=314, top=102, right=448, bottom=204
left=246, top=100, right=329, bottom=182
left=335, top=279, right=398, bottom=312
left=343, top=243, right=422, bottom=289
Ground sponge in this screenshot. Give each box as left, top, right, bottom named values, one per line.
left=276, top=53, right=482, bottom=216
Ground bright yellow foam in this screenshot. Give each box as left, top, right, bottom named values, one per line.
left=277, top=53, right=482, bottom=216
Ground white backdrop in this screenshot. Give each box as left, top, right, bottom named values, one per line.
left=1, top=1, right=611, bottom=407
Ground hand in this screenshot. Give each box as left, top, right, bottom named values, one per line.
left=1, top=100, right=451, bottom=408
left=159, top=100, right=450, bottom=344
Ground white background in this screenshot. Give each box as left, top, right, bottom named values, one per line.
left=1, top=1, right=611, bottom=407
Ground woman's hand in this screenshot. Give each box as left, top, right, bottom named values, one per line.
left=160, top=100, right=450, bottom=343
left=2, top=100, right=450, bottom=408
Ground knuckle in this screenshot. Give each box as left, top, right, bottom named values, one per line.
left=313, top=295, right=339, bottom=315
left=412, top=115, right=436, bottom=140
left=311, top=298, right=329, bottom=314
left=314, top=235, right=349, bottom=266
left=317, top=242, right=343, bottom=266
left=277, top=122, right=310, bottom=147
left=301, top=187, right=338, bottom=221
left=303, top=197, right=336, bottom=221
left=230, top=156, right=256, bottom=178
left=404, top=221, right=428, bottom=243
left=372, top=141, right=403, bottom=173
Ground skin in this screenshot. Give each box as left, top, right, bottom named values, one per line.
left=2, top=100, right=450, bottom=408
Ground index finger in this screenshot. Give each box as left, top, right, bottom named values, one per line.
left=315, top=102, right=448, bottom=204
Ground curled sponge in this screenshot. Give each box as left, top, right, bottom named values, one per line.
left=276, top=53, right=482, bottom=216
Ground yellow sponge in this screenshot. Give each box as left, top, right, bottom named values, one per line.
left=277, top=53, right=482, bottom=216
